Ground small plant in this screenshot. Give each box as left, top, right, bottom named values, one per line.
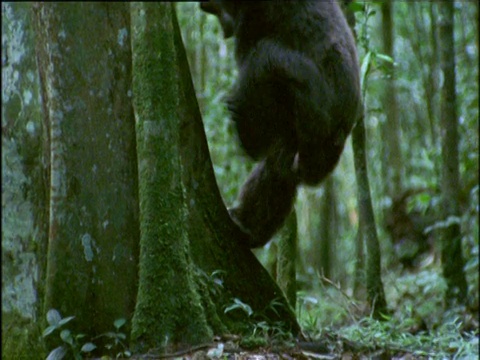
left=224, top=298, right=293, bottom=349
left=43, top=309, right=95, bottom=360
left=92, top=318, right=131, bottom=359
left=224, top=298, right=253, bottom=317
left=43, top=309, right=131, bottom=360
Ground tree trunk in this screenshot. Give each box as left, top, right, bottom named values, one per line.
left=131, top=2, right=298, bottom=352
left=129, top=3, right=213, bottom=349
left=345, top=0, right=388, bottom=318
left=353, top=229, right=366, bottom=300
left=428, top=2, right=441, bottom=146
left=2, top=3, right=49, bottom=357
left=33, top=2, right=139, bottom=340
left=276, top=210, right=298, bottom=309
left=380, top=0, right=403, bottom=197
left=438, top=1, right=468, bottom=306
left=352, top=118, right=388, bottom=317
left=410, top=2, right=439, bottom=147
left=173, top=2, right=299, bottom=335
left=317, top=176, right=337, bottom=280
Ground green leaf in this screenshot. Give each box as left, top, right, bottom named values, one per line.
left=46, top=309, right=62, bottom=326
left=376, top=53, right=394, bottom=64
left=114, top=318, right=126, bottom=330
left=60, top=329, right=73, bottom=346
left=81, top=342, right=97, bottom=353
left=58, top=316, right=75, bottom=327
left=224, top=298, right=253, bottom=316
left=379, top=312, right=392, bottom=321
left=211, top=269, right=226, bottom=277
left=43, top=325, right=58, bottom=338
left=360, top=51, right=372, bottom=89
left=46, top=346, right=67, bottom=360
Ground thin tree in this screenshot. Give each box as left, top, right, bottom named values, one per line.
left=352, top=118, right=388, bottom=317
left=276, top=210, right=298, bottom=308
left=346, top=1, right=388, bottom=317
left=317, top=176, right=337, bottom=280
left=437, top=1, right=468, bottom=306
left=381, top=0, right=402, bottom=197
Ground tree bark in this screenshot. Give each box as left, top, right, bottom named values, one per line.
left=317, top=176, right=337, bottom=280
left=381, top=0, right=403, bottom=197
left=130, top=3, right=213, bottom=350
left=2, top=3, right=49, bottom=357
left=345, top=0, right=388, bottom=318
left=33, top=1, right=139, bottom=339
left=172, top=3, right=299, bottom=334
left=131, top=2, right=299, bottom=352
left=352, top=117, right=388, bottom=318
left=438, top=1, right=468, bottom=306
left=277, top=210, right=298, bottom=308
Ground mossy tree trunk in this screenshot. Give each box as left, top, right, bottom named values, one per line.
left=129, top=3, right=212, bottom=350
left=33, top=1, right=139, bottom=339
left=130, top=2, right=298, bottom=352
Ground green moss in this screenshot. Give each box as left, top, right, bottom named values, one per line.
left=194, top=270, right=229, bottom=335
left=2, top=311, right=47, bottom=360
left=130, top=3, right=213, bottom=349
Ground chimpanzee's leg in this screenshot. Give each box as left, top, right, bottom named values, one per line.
left=229, top=141, right=298, bottom=248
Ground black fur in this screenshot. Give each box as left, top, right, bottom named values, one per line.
left=201, top=0, right=362, bottom=247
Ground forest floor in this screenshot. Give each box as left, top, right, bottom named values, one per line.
left=129, top=339, right=434, bottom=360
left=126, top=265, right=479, bottom=360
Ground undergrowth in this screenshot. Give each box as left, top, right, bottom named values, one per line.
left=297, top=265, right=479, bottom=359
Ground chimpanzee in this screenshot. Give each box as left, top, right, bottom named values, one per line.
left=200, top=0, right=362, bottom=248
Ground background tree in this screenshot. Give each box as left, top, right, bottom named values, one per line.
left=380, top=0, right=403, bottom=198
left=437, top=1, right=468, bottom=306
left=349, top=1, right=388, bottom=317
left=317, top=176, right=338, bottom=280
left=276, top=210, right=298, bottom=308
